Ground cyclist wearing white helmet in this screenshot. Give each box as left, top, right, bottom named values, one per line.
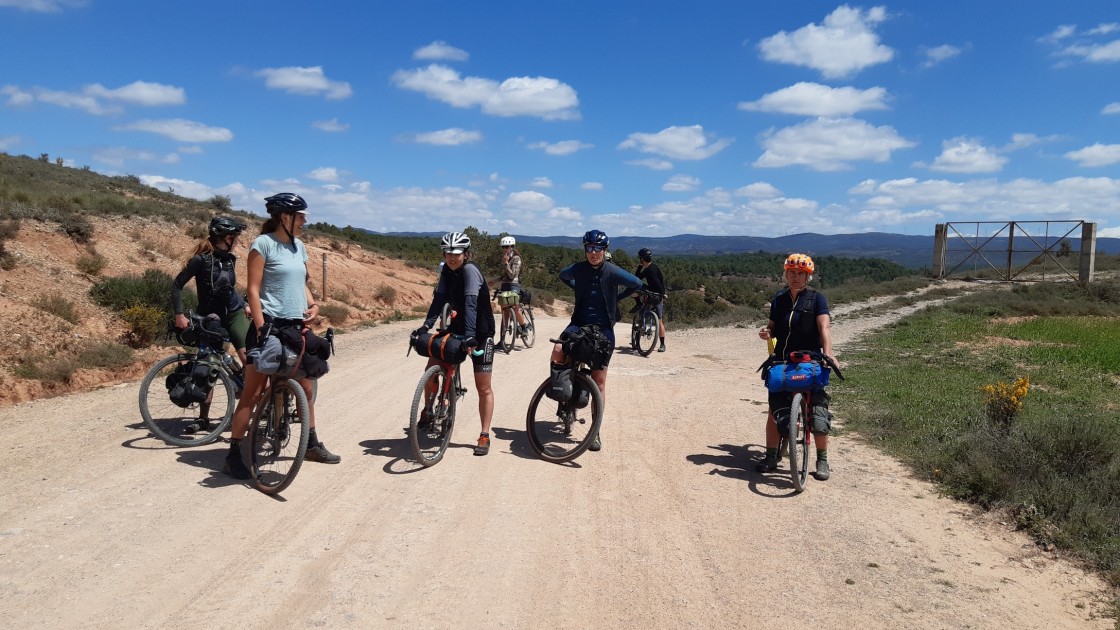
left=415, top=231, right=497, bottom=455
left=494, top=235, right=528, bottom=348
left=756, top=253, right=838, bottom=480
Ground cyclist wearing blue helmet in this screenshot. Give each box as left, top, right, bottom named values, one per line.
left=553, top=229, right=642, bottom=451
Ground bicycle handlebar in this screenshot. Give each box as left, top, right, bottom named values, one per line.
left=757, top=349, right=844, bottom=380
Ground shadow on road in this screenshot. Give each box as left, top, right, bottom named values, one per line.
left=686, top=442, right=802, bottom=498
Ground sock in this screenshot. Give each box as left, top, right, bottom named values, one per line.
left=308, top=428, right=320, bottom=446
left=659, top=337, right=665, bottom=343
left=817, top=449, right=828, bottom=461
left=480, top=432, right=489, bottom=438
left=765, top=447, right=778, bottom=460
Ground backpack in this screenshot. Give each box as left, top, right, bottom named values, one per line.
left=165, top=360, right=217, bottom=407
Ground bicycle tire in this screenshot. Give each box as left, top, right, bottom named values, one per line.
left=519, top=307, right=536, bottom=348
left=139, top=354, right=235, bottom=447
left=409, top=364, right=457, bottom=466
left=499, top=310, right=515, bottom=354
left=248, top=379, right=310, bottom=494
left=636, top=311, right=659, bottom=357
left=631, top=317, right=640, bottom=350
left=526, top=370, right=603, bottom=463
left=788, top=393, right=810, bottom=493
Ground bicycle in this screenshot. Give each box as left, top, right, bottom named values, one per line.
left=407, top=304, right=468, bottom=467
left=630, top=289, right=663, bottom=357
left=245, top=325, right=318, bottom=495
left=139, top=312, right=244, bottom=447
left=758, top=350, right=844, bottom=493
left=525, top=331, right=605, bottom=464
left=494, top=288, right=536, bottom=353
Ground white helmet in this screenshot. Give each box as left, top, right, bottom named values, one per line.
left=500, top=236, right=516, bottom=247
left=440, top=231, right=471, bottom=254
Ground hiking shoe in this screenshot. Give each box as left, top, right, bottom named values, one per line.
left=588, top=433, right=602, bottom=452
left=755, top=455, right=779, bottom=473
left=305, top=442, right=341, bottom=464
left=814, top=459, right=831, bottom=481
left=657, top=343, right=666, bottom=353
left=183, top=418, right=211, bottom=435
left=416, top=410, right=432, bottom=433
left=474, top=434, right=490, bottom=456
left=222, top=447, right=251, bottom=480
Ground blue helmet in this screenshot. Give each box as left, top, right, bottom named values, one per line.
left=582, top=229, right=609, bottom=248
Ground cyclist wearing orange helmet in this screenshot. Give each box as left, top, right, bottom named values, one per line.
left=756, top=253, right=838, bottom=480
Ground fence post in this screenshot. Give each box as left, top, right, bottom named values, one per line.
left=932, top=223, right=947, bottom=278
left=1079, top=222, right=1096, bottom=285
left=322, top=253, right=327, bottom=301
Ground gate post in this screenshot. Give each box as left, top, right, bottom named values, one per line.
left=932, top=223, right=947, bottom=278
left=1079, top=222, right=1096, bottom=285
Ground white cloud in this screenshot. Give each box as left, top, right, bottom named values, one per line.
left=405, top=128, right=483, bottom=146
left=255, top=66, right=352, bottom=99
left=392, top=64, right=580, bottom=120
left=1103, top=102, right=1120, bottom=115
left=625, top=158, right=674, bottom=171
left=527, top=139, right=593, bottom=155
left=0, top=135, right=21, bottom=150
left=2, top=85, right=117, bottom=115
left=414, top=41, right=469, bottom=62
left=754, top=117, right=915, bottom=171
left=922, top=44, right=962, bottom=68
left=1040, top=25, right=1077, bottom=44
left=531, top=177, right=553, bottom=188
left=312, top=118, right=349, bottom=132
left=116, top=118, right=233, bottom=142
left=758, top=5, right=893, bottom=78
left=739, top=82, right=888, bottom=116
left=663, top=174, right=700, bottom=192
left=581, top=182, right=603, bottom=191
left=618, top=125, right=732, bottom=161
left=504, top=190, right=556, bottom=213
left=178, top=145, right=203, bottom=154
left=1065, top=143, right=1120, bottom=167
left=1, top=85, right=33, bottom=107
left=1046, top=24, right=1120, bottom=64
left=549, top=207, right=582, bottom=221
left=735, top=182, right=782, bottom=199
left=93, top=147, right=180, bottom=168
left=308, top=167, right=340, bottom=183
left=0, top=0, right=86, bottom=12
left=925, top=137, right=1008, bottom=173
left=1060, top=40, right=1120, bottom=63
left=85, top=81, right=185, bottom=106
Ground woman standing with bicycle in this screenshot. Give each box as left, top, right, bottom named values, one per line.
left=169, top=216, right=249, bottom=435
left=756, top=253, right=837, bottom=480
left=414, top=232, right=497, bottom=456
left=553, top=229, right=642, bottom=452
left=222, top=193, right=340, bottom=480
left=494, top=235, right=530, bottom=350
left=634, top=247, right=667, bottom=353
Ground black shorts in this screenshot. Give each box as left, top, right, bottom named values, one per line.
left=470, top=337, right=495, bottom=373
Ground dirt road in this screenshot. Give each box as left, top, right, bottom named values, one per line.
left=0, top=304, right=1111, bottom=628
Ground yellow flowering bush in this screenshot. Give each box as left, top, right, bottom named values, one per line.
left=980, top=376, right=1030, bottom=431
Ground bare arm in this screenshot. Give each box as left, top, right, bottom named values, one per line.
left=247, top=249, right=265, bottom=333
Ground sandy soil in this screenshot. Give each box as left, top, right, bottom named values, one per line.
left=0, top=289, right=1113, bottom=629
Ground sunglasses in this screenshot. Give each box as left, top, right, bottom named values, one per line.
left=584, top=245, right=606, bottom=253
left=501, top=245, right=512, bottom=248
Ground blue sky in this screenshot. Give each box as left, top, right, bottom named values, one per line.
left=2, top=1, right=1119, bottom=238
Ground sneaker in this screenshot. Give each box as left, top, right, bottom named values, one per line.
left=182, top=418, right=211, bottom=435
left=754, top=454, right=779, bottom=473
left=416, top=410, right=432, bottom=432
left=222, top=446, right=251, bottom=480
left=814, top=459, right=831, bottom=481
left=588, top=433, right=602, bottom=452
left=474, top=434, right=490, bottom=456
left=305, top=442, right=341, bottom=464
left=657, top=343, right=666, bottom=353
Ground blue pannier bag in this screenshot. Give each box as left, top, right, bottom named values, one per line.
left=765, top=362, right=830, bottom=392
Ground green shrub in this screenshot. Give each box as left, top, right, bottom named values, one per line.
left=14, top=354, right=76, bottom=383
left=58, top=213, right=94, bottom=244
left=91, top=269, right=176, bottom=312
left=33, top=294, right=80, bottom=324
left=120, top=304, right=166, bottom=347
left=318, top=302, right=349, bottom=324
left=76, top=250, right=107, bottom=275
left=76, top=341, right=135, bottom=369
left=0, top=251, right=15, bottom=271
left=0, top=218, right=18, bottom=240
left=207, top=194, right=232, bottom=212
left=185, top=223, right=207, bottom=240
left=373, top=285, right=397, bottom=303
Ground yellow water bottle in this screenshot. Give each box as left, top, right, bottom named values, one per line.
left=767, top=336, right=777, bottom=355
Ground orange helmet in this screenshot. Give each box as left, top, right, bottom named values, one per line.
left=784, top=253, right=815, bottom=274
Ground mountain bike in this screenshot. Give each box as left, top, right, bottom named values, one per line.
left=525, top=332, right=604, bottom=464
left=139, top=313, right=244, bottom=447
left=629, top=289, right=663, bottom=357
left=407, top=304, right=468, bottom=467
left=245, top=330, right=315, bottom=495
left=759, top=350, right=844, bottom=492
left=494, top=288, right=536, bottom=353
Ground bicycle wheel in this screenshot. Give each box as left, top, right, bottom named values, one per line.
left=787, top=393, right=810, bottom=493
left=635, top=311, right=659, bottom=357
left=630, top=318, right=640, bottom=350
left=409, top=364, right=457, bottom=466
left=248, top=379, right=310, bottom=494
left=526, top=371, right=603, bottom=463
left=139, top=354, right=235, bottom=447
left=499, top=309, right=515, bottom=354
left=519, top=307, right=536, bottom=348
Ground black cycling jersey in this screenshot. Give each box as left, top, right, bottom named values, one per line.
left=171, top=249, right=246, bottom=317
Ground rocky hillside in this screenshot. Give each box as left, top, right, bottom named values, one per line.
left=0, top=215, right=447, bottom=406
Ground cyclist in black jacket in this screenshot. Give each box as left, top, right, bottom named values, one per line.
left=633, top=247, right=667, bottom=352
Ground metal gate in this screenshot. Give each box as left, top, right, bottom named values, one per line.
left=932, top=221, right=1097, bottom=283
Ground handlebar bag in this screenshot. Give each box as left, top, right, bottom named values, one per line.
left=765, top=362, right=830, bottom=392
left=497, top=290, right=520, bottom=306
left=411, top=331, right=468, bottom=364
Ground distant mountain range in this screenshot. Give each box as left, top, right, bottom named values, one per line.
left=380, top=231, right=1120, bottom=269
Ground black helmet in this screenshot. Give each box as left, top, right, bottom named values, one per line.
left=263, top=192, right=308, bottom=214
left=638, top=247, right=652, bottom=261
left=582, top=229, right=609, bottom=248
left=209, top=216, right=246, bottom=238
